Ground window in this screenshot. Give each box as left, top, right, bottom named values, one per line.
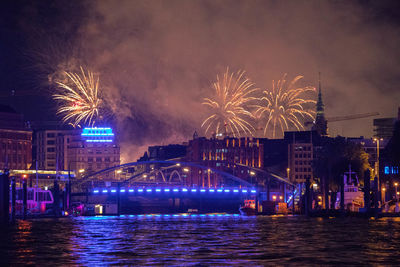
left=88, top=157, right=93, bottom=162
left=96, top=163, right=101, bottom=169
left=96, top=157, right=102, bottom=162
left=47, top=148, right=55, bottom=152
left=47, top=133, right=55, bottom=138
left=47, top=140, right=55, bottom=145
left=105, top=157, right=110, bottom=162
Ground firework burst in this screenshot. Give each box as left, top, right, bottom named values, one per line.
left=201, top=68, right=258, bottom=137
left=255, top=74, right=316, bottom=138
left=53, top=67, right=102, bottom=128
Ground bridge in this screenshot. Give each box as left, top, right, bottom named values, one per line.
left=69, top=159, right=297, bottom=215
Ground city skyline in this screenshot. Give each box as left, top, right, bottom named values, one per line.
left=1, top=1, right=400, bottom=264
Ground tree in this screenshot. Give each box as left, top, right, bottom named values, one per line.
left=313, top=136, right=370, bottom=211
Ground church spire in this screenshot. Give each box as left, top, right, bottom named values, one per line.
left=312, top=72, right=328, bottom=136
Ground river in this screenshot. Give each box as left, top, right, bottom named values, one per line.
left=1, top=215, right=400, bottom=265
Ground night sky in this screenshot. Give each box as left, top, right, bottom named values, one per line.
left=1, top=0, right=400, bottom=161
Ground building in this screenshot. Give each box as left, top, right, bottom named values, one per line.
left=285, top=131, right=320, bottom=184
left=35, top=129, right=76, bottom=170
left=374, top=118, right=397, bottom=139
left=185, top=133, right=318, bottom=186
left=66, top=127, right=120, bottom=179
left=147, top=144, right=186, bottom=161
left=381, top=116, right=400, bottom=177
left=34, top=126, right=120, bottom=180
left=185, top=136, right=265, bottom=186
left=0, top=104, right=32, bottom=170
left=187, top=136, right=264, bottom=167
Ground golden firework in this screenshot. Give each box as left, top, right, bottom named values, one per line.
left=202, top=68, right=258, bottom=137
left=255, top=74, right=316, bottom=138
left=53, top=67, right=101, bottom=128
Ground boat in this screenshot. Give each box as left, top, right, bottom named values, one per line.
left=239, top=199, right=256, bottom=215
left=335, top=170, right=364, bottom=212
left=13, top=187, right=54, bottom=214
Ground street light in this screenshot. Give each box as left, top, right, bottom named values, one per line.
left=382, top=187, right=386, bottom=203
left=395, top=182, right=399, bottom=201
left=78, top=169, right=85, bottom=173
left=373, top=138, right=383, bottom=191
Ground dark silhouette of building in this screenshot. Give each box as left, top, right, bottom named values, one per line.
left=146, top=144, right=187, bottom=161
left=312, top=73, right=328, bottom=136
left=372, top=107, right=400, bottom=142
left=374, top=117, right=397, bottom=139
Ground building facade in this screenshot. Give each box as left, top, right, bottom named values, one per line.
left=185, top=136, right=264, bottom=186
left=285, top=131, right=320, bottom=184
left=374, top=118, right=396, bottom=139
left=34, top=126, right=120, bottom=179
left=66, top=127, right=120, bottom=179
left=35, top=129, right=74, bottom=170
left=0, top=105, right=32, bottom=170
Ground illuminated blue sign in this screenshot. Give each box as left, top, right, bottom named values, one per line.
left=81, top=127, right=115, bottom=143
left=384, top=166, right=399, bottom=175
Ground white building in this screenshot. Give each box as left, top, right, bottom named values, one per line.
left=35, top=127, right=120, bottom=179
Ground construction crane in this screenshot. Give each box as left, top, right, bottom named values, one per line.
left=304, top=112, right=380, bottom=126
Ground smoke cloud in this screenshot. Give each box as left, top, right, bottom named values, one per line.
left=15, top=0, right=400, bottom=162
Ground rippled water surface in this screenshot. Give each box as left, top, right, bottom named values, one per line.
left=1, top=215, right=400, bottom=265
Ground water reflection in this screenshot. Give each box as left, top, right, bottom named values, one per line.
left=1, top=215, right=400, bottom=265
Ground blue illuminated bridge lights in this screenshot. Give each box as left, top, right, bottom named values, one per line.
left=92, top=187, right=257, bottom=196
left=81, top=127, right=115, bottom=143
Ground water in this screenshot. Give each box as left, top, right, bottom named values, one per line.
left=1, top=215, right=400, bottom=265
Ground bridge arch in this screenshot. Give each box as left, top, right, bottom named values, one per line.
left=76, top=160, right=254, bottom=187
left=169, top=170, right=182, bottom=183
left=155, top=170, right=166, bottom=183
